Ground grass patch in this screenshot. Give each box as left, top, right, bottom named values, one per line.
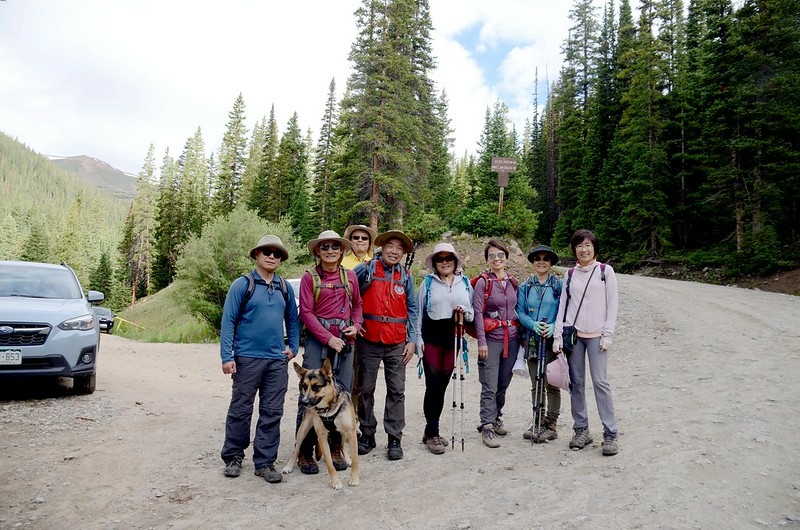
left=115, top=281, right=217, bottom=343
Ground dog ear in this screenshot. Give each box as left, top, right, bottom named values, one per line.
left=292, top=362, right=306, bottom=377
left=321, top=357, right=333, bottom=375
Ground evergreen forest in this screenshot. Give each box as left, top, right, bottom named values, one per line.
left=2, top=0, right=798, bottom=321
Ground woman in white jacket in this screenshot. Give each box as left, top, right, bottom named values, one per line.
left=415, top=242, right=473, bottom=455
left=554, top=229, right=620, bottom=456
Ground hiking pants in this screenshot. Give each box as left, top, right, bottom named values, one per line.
left=477, top=337, right=518, bottom=429
left=422, top=342, right=455, bottom=439
left=357, top=338, right=406, bottom=440
left=296, top=334, right=354, bottom=455
left=568, top=336, right=618, bottom=437
left=527, top=336, right=561, bottom=423
left=221, top=356, right=288, bottom=469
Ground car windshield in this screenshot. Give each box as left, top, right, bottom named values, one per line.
left=0, top=266, right=82, bottom=299
left=95, top=307, right=112, bottom=316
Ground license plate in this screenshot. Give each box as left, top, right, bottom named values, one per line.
left=0, top=349, right=22, bottom=365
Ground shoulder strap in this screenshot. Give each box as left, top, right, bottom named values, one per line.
left=600, top=263, right=606, bottom=281
left=234, top=272, right=256, bottom=328
left=481, top=271, right=493, bottom=302
left=360, top=258, right=378, bottom=295
left=307, top=267, right=322, bottom=302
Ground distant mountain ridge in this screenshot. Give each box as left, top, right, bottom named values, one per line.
left=48, top=155, right=137, bottom=200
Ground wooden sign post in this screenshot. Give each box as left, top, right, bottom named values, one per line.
left=491, top=157, right=516, bottom=215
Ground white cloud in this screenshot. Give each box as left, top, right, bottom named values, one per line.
left=0, top=0, right=605, bottom=173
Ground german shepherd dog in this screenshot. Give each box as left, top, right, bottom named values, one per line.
left=282, top=358, right=360, bottom=489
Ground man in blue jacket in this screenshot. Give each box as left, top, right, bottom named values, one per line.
left=219, top=234, right=299, bottom=483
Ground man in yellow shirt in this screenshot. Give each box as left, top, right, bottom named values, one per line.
left=341, top=224, right=377, bottom=270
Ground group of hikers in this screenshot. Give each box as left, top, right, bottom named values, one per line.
left=217, top=224, right=619, bottom=483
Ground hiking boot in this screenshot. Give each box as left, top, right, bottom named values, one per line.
left=532, top=420, right=558, bottom=444
left=423, top=435, right=446, bottom=455
left=357, top=434, right=376, bottom=455
left=297, top=452, right=319, bottom=474
left=330, top=440, right=348, bottom=471
left=493, top=417, right=508, bottom=436
left=422, top=434, right=449, bottom=447
left=387, top=435, right=404, bottom=460
left=482, top=427, right=501, bottom=448
left=522, top=419, right=536, bottom=440
left=569, top=428, right=593, bottom=451
left=602, top=435, right=619, bottom=456
left=223, top=456, right=242, bottom=477
left=254, top=464, right=282, bottom=483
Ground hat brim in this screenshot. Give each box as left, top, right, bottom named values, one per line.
left=307, top=237, right=352, bottom=254
left=250, top=245, right=289, bottom=261
left=343, top=225, right=377, bottom=242
left=374, top=231, right=413, bottom=254
left=425, top=251, right=461, bottom=271
left=527, top=248, right=559, bottom=265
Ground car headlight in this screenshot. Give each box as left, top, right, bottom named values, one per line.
left=58, top=314, right=95, bottom=331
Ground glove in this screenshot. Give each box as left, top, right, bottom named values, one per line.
left=600, top=337, right=612, bottom=352
left=539, top=322, right=555, bottom=338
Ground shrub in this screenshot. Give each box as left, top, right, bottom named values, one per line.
left=175, top=206, right=300, bottom=333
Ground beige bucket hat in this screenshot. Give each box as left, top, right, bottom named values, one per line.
left=249, top=234, right=289, bottom=261
left=343, top=224, right=377, bottom=242
left=374, top=230, right=414, bottom=254
left=307, top=230, right=352, bottom=254
left=424, top=242, right=461, bottom=271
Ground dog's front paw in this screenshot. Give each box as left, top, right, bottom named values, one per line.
left=331, top=478, right=344, bottom=490
left=281, top=464, right=293, bottom=475
left=348, top=476, right=360, bottom=487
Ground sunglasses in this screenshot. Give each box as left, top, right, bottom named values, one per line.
left=433, top=255, right=455, bottom=264
left=532, top=255, right=550, bottom=262
left=319, top=243, right=341, bottom=251
left=350, top=235, right=370, bottom=241
left=260, top=248, right=281, bottom=258
left=487, top=252, right=506, bottom=260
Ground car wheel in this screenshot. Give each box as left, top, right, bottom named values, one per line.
left=73, top=373, right=96, bottom=395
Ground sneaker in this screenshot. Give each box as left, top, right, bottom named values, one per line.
left=387, top=436, right=404, bottom=460
left=254, top=464, right=283, bottom=483
left=223, top=457, right=242, bottom=478
left=482, top=427, right=501, bottom=448
left=357, top=434, right=376, bottom=455
left=493, top=417, right=508, bottom=436
left=532, top=421, right=558, bottom=444
left=423, top=435, right=446, bottom=455
left=602, top=435, right=619, bottom=456
left=569, top=429, right=593, bottom=450
left=297, top=452, right=319, bottom=474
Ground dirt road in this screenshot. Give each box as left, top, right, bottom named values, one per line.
left=2, top=275, right=800, bottom=529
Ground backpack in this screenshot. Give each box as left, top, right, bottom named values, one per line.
left=464, top=270, right=520, bottom=339
left=565, top=264, right=606, bottom=299
left=359, top=257, right=410, bottom=295
left=304, top=265, right=354, bottom=333
left=422, top=273, right=471, bottom=313
left=234, top=272, right=289, bottom=329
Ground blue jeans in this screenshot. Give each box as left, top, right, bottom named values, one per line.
left=221, top=356, right=288, bottom=469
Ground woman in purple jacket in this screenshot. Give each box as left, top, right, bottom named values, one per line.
left=472, top=238, right=520, bottom=448
left=554, top=229, right=619, bottom=456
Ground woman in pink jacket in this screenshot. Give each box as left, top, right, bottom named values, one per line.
left=554, top=229, right=619, bottom=456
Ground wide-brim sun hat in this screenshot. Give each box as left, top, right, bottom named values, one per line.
left=249, top=234, right=290, bottom=261
left=527, top=244, right=559, bottom=265
left=343, top=224, right=377, bottom=242
left=307, top=230, right=352, bottom=254
left=374, top=230, right=414, bottom=254
left=425, top=242, right=461, bottom=271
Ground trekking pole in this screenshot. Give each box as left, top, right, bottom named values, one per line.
left=532, top=318, right=548, bottom=445
left=456, top=312, right=465, bottom=452
left=451, top=312, right=459, bottom=450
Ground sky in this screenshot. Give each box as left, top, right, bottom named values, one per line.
left=0, top=0, right=606, bottom=176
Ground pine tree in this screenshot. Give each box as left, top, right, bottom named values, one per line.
left=19, top=222, right=50, bottom=263
left=249, top=106, right=280, bottom=220
left=89, top=250, right=114, bottom=298
left=214, top=94, right=248, bottom=216
left=313, top=79, right=340, bottom=231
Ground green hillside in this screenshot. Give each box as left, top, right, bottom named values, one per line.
left=0, top=132, right=130, bottom=286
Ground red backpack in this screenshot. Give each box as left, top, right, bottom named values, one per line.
left=464, top=271, right=519, bottom=339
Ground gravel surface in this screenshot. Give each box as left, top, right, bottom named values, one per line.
left=1, top=274, right=800, bottom=529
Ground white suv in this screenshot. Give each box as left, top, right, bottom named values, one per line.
left=0, top=261, right=104, bottom=394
